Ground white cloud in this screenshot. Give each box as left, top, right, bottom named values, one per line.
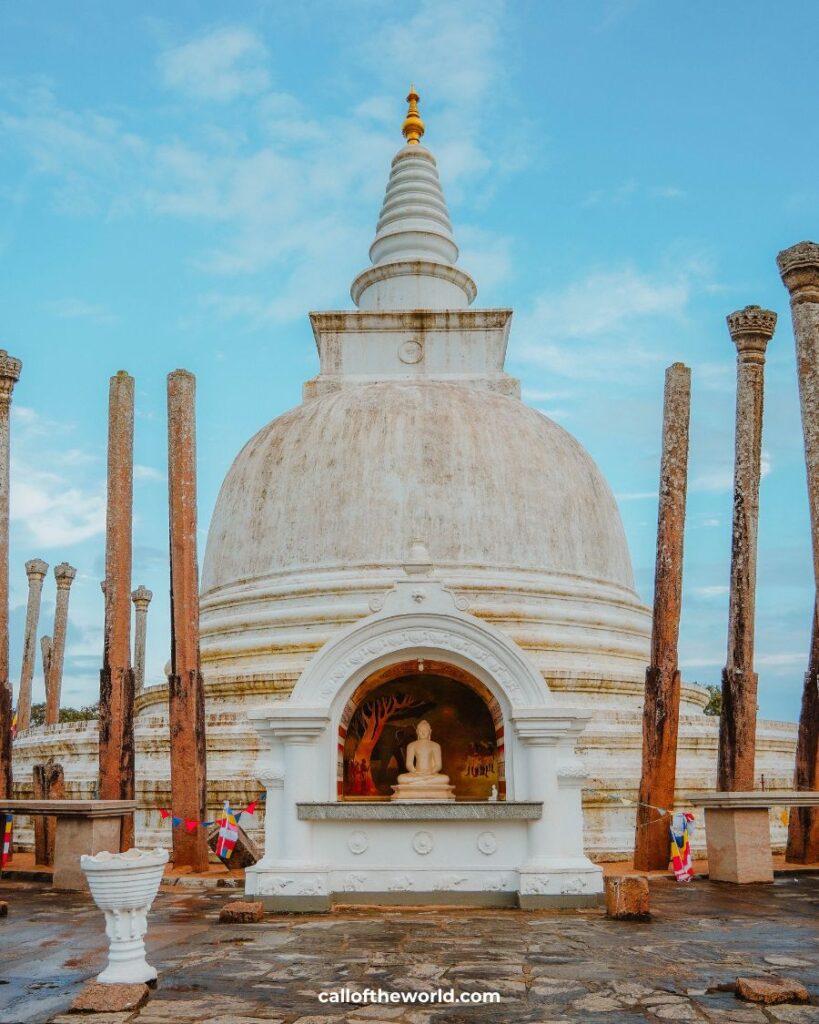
left=691, top=448, right=772, bottom=494
left=134, top=464, right=164, bottom=482
left=690, top=585, right=729, bottom=598
left=48, top=298, right=119, bottom=325
left=0, top=82, right=144, bottom=215
left=9, top=408, right=105, bottom=549
left=581, top=180, right=686, bottom=208
left=1, top=2, right=525, bottom=327
left=616, top=491, right=658, bottom=501
left=514, top=267, right=689, bottom=381
left=11, top=461, right=105, bottom=548
left=158, top=26, right=270, bottom=102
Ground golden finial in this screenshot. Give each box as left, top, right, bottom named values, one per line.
left=402, top=85, right=424, bottom=145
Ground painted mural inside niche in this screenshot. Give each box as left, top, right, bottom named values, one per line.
left=342, top=673, right=499, bottom=799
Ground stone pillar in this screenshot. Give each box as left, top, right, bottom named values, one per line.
left=99, top=371, right=136, bottom=851
left=777, top=241, right=819, bottom=861
left=131, top=586, right=152, bottom=693
left=45, top=562, right=76, bottom=726
left=32, top=758, right=64, bottom=866
left=0, top=350, right=21, bottom=802
left=634, top=363, right=692, bottom=869
left=167, top=370, right=209, bottom=871
left=717, top=306, right=776, bottom=791
left=16, top=558, right=48, bottom=733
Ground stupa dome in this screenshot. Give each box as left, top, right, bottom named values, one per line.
left=199, top=89, right=650, bottom=682
left=202, top=381, right=634, bottom=592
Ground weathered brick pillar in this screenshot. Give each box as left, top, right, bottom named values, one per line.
left=167, top=370, right=209, bottom=871
left=634, top=363, right=691, bottom=870
left=777, top=240, right=819, bottom=861
left=131, top=586, right=152, bottom=693
left=45, top=562, right=76, bottom=726
left=717, top=306, right=776, bottom=791
left=0, top=350, right=21, bottom=803
left=99, top=371, right=136, bottom=850
left=16, top=558, right=48, bottom=733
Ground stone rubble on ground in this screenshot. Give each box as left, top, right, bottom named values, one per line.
left=218, top=899, right=265, bottom=923
left=735, top=975, right=811, bottom=1005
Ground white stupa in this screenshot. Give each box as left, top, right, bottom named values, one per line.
left=12, top=90, right=797, bottom=884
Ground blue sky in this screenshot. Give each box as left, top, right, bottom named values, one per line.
left=1, top=0, right=817, bottom=722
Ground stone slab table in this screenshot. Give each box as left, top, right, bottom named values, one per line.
left=0, top=799, right=136, bottom=890
left=687, top=791, right=819, bottom=884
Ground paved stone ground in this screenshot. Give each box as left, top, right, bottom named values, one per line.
left=1, top=877, right=818, bottom=1024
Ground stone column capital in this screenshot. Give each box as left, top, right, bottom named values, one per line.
left=727, top=305, right=776, bottom=364
left=131, top=585, right=153, bottom=610
left=777, top=241, right=819, bottom=303
left=54, top=562, right=77, bottom=589
left=0, top=350, right=22, bottom=404
left=25, top=558, right=49, bottom=583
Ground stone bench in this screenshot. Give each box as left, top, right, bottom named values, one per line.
left=687, top=791, right=819, bottom=883
left=0, top=799, right=136, bottom=890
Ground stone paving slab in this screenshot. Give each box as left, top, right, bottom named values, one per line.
left=0, top=877, right=817, bottom=1023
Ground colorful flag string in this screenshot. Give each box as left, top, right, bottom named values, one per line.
left=156, top=792, right=265, bottom=836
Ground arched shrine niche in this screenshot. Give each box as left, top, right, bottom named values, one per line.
left=338, top=659, right=505, bottom=801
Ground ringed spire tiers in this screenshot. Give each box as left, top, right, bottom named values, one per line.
left=351, top=87, right=477, bottom=310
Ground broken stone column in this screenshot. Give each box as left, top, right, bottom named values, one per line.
left=0, top=350, right=21, bottom=803
left=16, top=558, right=48, bottom=733
left=99, top=371, right=136, bottom=851
left=777, top=241, right=819, bottom=861
left=45, top=562, right=76, bottom=726
left=717, top=306, right=776, bottom=791
left=167, top=370, right=209, bottom=871
left=634, top=363, right=691, bottom=870
left=33, top=758, right=64, bottom=866
left=131, top=586, right=152, bottom=693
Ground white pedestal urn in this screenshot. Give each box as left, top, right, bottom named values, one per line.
left=80, top=848, right=169, bottom=984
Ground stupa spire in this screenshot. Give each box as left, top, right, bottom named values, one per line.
left=401, top=85, right=425, bottom=145
left=350, top=88, right=476, bottom=310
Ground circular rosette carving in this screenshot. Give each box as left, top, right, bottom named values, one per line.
left=411, top=830, right=434, bottom=855
left=476, top=831, right=497, bottom=855
left=347, top=830, right=369, bottom=855
left=398, top=338, right=424, bottom=364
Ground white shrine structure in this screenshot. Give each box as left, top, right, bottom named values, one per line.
left=203, top=93, right=618, bottom=908
left=12, top=92, right=798, bottom=893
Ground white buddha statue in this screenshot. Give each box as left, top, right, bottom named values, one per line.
left=390, top=720, right=456, bottom=802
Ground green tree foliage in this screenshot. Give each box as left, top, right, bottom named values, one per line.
left=702, top=685, right=722, bottom=717
left=29, top=702, right=99, bottom=726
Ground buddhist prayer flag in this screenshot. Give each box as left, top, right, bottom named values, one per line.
left=172, top=816, right=183, bottom=828
left=1, top=815, right=11, bottom=868
left=159, top=809, right=170, bottom=819
left=243, top=800, right=258, bottom=816
left=670, top=811, right=695, bottom=882
left=184, top=819, right=199, bottom=833
left=10, top=710, right=16, bottom=740
left=215, top=802, right=239, bottom=861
